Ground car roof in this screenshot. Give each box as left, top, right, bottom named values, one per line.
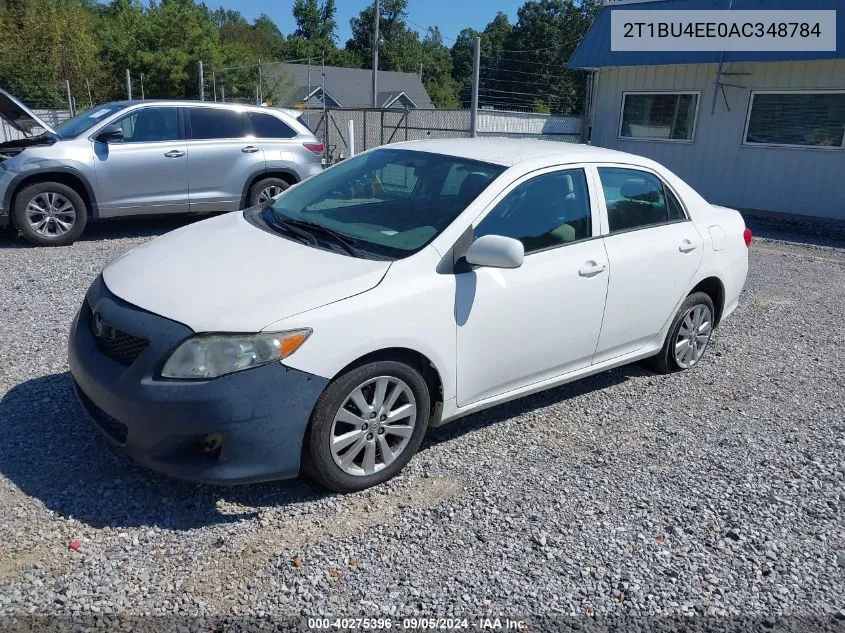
left=384, top=137, right=648, bottom=168
left=107, top=99, right=297, bottom=115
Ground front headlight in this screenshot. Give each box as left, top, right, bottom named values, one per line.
left=161, top=329, right=311, bottom=379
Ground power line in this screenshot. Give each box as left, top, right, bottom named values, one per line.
left=479, top=86, right=565, bottom=98
left=406, top=18, right=457, bottom=43
left=480, top=66, right=579, bottom=79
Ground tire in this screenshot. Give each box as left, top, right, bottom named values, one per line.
left=647, top=292, right=716, bottom=374
left=12, top=182, right=87, bottom=246
left=302, top=361, right=430, bottom=493
left=247, top=177, right=290, bottom=207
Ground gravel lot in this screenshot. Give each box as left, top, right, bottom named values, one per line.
left=0, top=214, right=843, bottom=631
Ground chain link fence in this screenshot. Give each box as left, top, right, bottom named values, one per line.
left=300, top=108, right=583, bottom=164
left=0, top=108, right=73, bottom=142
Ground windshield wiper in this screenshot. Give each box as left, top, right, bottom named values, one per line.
left=280, top=217, right=363, bottom=257
left=262, top=210, right=317, bottom=246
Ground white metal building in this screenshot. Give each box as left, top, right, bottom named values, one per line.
left=569, top=0, right=845, bottom=220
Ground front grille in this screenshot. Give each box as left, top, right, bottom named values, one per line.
left=74, top=383, right=128, bottom=445
left=86, top=303, right=149, bottom=365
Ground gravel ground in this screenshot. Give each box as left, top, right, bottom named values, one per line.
left=0, top=214, right=843, bottom=632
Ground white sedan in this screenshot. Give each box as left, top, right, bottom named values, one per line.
left=68, top=138, right=751, bottom=492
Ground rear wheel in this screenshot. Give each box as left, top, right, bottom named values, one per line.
left=647, top=292, right=715, bottom=374
left=303, top=361, right=430, bottom=493
left=13, top=182, right=87, bottom=246
left=247, top=177, right=290, bottom=207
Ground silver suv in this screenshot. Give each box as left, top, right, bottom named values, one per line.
left=0, top=89, right=324, bottom=246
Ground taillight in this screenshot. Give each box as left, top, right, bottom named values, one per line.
left=303, top=142, right=324, bottom=155
left=743, top=227, right=752, bottom=247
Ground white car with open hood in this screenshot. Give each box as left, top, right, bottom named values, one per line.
left=68, top=138, right=751, bottom=492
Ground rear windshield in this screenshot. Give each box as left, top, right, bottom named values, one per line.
left=54, top=103, right=126, bottom=138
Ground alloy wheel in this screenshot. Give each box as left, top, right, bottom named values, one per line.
left=329, top=376, right=418, bottom=477
left=674, top=304, right=713, bottom=369
left=257, top=185, right=284, bottom=204
left=25, top=192, right=77, bottom=238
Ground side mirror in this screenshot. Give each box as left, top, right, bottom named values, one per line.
left=463, top=235, right=525, bottom=269
left=96, top=123, right=123, bottom=143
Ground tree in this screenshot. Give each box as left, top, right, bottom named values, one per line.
left=134, top=0, right=220, bottom=99
left=346, top=0, right=422, bottom=73
left=0, top=0, right=102, bottom=107
left=421, top=28, right=459, bottom=108
left=292, top=0, right=337, bottom=42
left=490, top=0, right=596, bottom=114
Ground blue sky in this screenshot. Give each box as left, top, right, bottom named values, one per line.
left=202, top=0, right=524, bottom=45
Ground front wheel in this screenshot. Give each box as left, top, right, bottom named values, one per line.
left=647, top=292, right=716, bottom=374
left=13, top=182, right=87, bottom=246
left=303, top=361, right=430, bottom=493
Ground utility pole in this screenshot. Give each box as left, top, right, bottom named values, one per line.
left=86, top=79, right=93, bottom=108
left=470, top=36, right=480, bottom=137
left=257, top=58, right=263, bottom=104
left=140, top=73, right=145, bottom=100
left=198, top=60, right=204, bottom=100
left=65, top=80, right=74, bottom=116
left=371, top=0, right=380, bottom=107
left=322, top=50, right=327, bottom=164
left=126, top=69, right=132, bottom=100
left=212, top=71, right=217, bottom=101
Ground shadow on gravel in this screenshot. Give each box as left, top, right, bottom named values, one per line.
left=0, top=214, right=211, bottom=249
left=425, top=364, right=644, bottom=448
left=742, top=213, right=845, bottom=250
left=0, top=372, right=326, bottom=530
left=0, top=365, right=643, bottom=530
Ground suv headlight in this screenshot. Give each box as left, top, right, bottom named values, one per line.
left=161, top=329, right=311, bottom=379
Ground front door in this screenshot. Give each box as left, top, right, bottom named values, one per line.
left=592, top=165, right=704, bottom=363
left=92, top=106, right=188, bottom=215
left=185, top=106, right=265, bottom=213
left=455, top=167, right=609, bottom=406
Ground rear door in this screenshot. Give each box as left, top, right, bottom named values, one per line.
left=92, top=105, right=189, bottom=216
left=591, top=164, right=704, bottom=364
left=185, top=106, right=265, bottom=212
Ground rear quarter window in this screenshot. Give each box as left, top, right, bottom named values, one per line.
left=248, top=112, right=297, bottom=139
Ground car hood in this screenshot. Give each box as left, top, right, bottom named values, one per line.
left=102, top=211, right=392, bottom=333
left=0, top=88, right=56, bottom=135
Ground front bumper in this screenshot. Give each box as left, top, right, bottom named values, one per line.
left=0, top=168, right=13, bottom=228
left=67, top=275, right=329, bottom=485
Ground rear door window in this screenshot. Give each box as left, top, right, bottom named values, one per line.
left=188, top=108, right=246, bottom=140
left=597, top=167, right=687, bottom=233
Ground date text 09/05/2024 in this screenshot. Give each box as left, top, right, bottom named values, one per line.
left=307, top=617, right=529, bottom=630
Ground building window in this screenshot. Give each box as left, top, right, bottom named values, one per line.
left=744, top=91, right=845, bottom=149
left=619, top=92, right=699, bottom=142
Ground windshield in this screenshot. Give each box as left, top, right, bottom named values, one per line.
left=54, top=103, right=126, bottom=138
left=268, top=148, right=505, bottom=259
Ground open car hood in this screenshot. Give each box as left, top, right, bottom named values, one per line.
left=0, top=88, right=56, bottom=135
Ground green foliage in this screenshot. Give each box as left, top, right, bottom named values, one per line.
left=450, top=1, right=596, bottom=114
left=293, top=0, right=337, bottom=42
left=0, top=0, right=599, bottom=113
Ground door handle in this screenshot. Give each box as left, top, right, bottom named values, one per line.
left=578, top=261, right=607, bottom=277
left=241, top=145, right=260, bottom=153
left=164, top=150, right=185, bottom=158
left=679, top=239, right=697, bottom=253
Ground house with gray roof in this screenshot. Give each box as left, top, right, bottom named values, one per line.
left=279, top=63, right=434, bottom=109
